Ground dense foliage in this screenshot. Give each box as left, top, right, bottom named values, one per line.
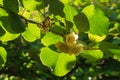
left=0, top=0, right=120, bottom=80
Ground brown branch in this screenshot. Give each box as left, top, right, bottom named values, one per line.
left=84, top=47, right=100, bottom=50
left=19, top=14, right=41, bottom=25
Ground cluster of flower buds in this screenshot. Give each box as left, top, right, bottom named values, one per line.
left=55, top=32, right=84, bottom=55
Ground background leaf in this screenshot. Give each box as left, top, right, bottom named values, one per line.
left=50, top=25, right=66, bottom=35
left=8, top=11, right=25, bottom=33
left=73, top=12, right=89, bottom=32
left=44, top=0, right=65, bottom=17
left=99, top=42, right=120, bottom=61
left=3, top=0, right=19, bottom=13
left=0, top=26, right=5, bottom=36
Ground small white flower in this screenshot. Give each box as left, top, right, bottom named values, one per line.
left=72, top=32, right=78, bottom=40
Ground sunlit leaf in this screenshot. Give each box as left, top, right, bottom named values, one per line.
left=81, top=49, right=103, bottom=63
left=40, top=47, right=60, bottom=68
left=63, top=4, right=78, bottom=32
left=82, top=5, right=109, bottom=42
left=40, top=47, right=76, bottom=76
left=41, top=32, right=63, bottom=46
left=0, top=8, right=8, bottom=17
left=22, top=23, right=41, bottom=42
left=64, top=5, right=78, bottom=22
left=0, top=30, right=19, bottom=42
left=60, top=0, right=72, bottom=4
left=0, top=0, right=3, bottom=5
left=88, top=33, right=106, bottom=42
left=0, top=47, right=7, bottom=63
left=82, top=5, right=109, bottom=35
left=0, top=46, right=7, bottom=70
left=100, top=0, right=109, bottom=2
left=22, top=0, right=42, bottom=11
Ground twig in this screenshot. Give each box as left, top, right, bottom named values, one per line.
left=19, top=14, right=41, bottom=25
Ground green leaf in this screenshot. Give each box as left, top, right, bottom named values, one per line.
left=0, top=9, right=7, bottom=36
left=50, top=25, right=66, bottom=35
left=22, top=0, right=42, bottom=11
left=44, top=0, right=65, bottom=17
left=41, top=32, right=63, bottom=46
left=82, top=5, right=109, bottom=36
left=100, top=0, right=109, bottom=2
left=0, top=9, right=20, bottom=42
left=0, top=30, right=19, bottom=42
left=64, top=5, right=78, bottom=22
left=22, top=23, right=41, bottom=42
left=40, top=47, right=60, bottom=68
left=88, top=33, right=106, bottom=42
left=3, top=0, right=19, bottom=13
left=81, top=49, right=103, bottom=63
left=103, top=60, right=120, bottom=76
left=99, top=42, right=120, bottom=61
left=0, top=10, right=25, bottom=33
left=60, top=0, right=71, bottom=4
left=0, top=0, right=3, bottom=5
left=112, top=38, right=120, bottom=45
left=54, top=53, right=76, bottom=76
left=0, top=47, right=7, bottom=63
left=73, top=12, right=89, bottom=32
left=99, top=42, right=120, bottom=54
left=40, top=47, right=76, bottom=76
left=114, top=55, right=120, bottom=61
left=65, top=20, right=73, bottom=33
left=0, top=46, right=7, bottom=70
left=8, top=11, right=25, bottom=33
left=0, top=8, right=8, bottom=17
left=0, top=8, right=9, bottom=28
left=0, top=16, right=13, bottom=33
left=63, top=5, right=78, bottom=32
left=0, top=26, right=5, bottom=36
